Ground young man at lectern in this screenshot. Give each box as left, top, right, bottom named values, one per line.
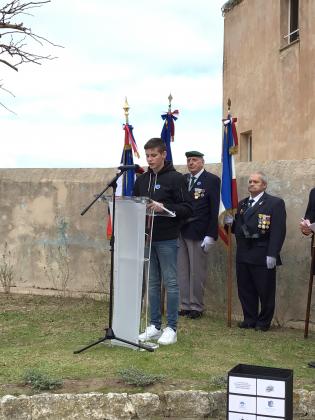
left=133, top=137, right=192, bottom=345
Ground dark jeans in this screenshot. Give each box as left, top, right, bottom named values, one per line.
left=149, top=239, right=179, bottom=330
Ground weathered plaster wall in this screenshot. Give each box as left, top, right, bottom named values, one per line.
left=223, top=0, right=315, bottom=161
left=0, top=169, right=112, bottom=299
left=0, top=161, right=314, bottom=327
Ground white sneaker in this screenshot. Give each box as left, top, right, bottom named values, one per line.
left=157, top=327, right=177, bottom=345
left=139, top=325, right=162, bottom=342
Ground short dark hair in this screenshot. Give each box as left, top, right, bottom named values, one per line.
left=144, top=138, right=166, bottom=153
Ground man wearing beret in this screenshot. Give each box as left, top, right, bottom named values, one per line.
left=177, top=151, right=220, bottom=319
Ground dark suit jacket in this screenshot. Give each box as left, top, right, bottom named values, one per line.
left=181, top=170, right=220, bottom=240
left=234, top=192, right=286, bottom=266
left=305, top=188, right=315, bottom=223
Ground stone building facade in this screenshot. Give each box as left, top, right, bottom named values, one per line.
left=222, top=0, right=315, bottom=161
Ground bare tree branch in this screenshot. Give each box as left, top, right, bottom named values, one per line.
left=0, top=57, right=18, bottom=71
left=0, top=0, right=61, bottom=110
left=0, top=80, right=17, bottom=113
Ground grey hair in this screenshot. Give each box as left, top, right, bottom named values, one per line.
left=249, top=171, right=268, bottom=185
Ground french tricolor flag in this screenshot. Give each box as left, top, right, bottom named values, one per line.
left=218, top=113, right=239, bottom=245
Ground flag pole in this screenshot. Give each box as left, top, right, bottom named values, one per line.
left=304, top=234, right=315, bottom=338
left=161, top=93, right=178, bottom=163
left=160, top=93, right=173, bottom=316
left=226, top=98, right=233, bottom=328
left=220, top=98, right=238, bottom=327
left=227, top=228, right=232, bottom=327
left=121, top=97, right=130, bottom=198
left=123, top=96, right=129, bottom=124
left=168, top=92, right=173, bottom=112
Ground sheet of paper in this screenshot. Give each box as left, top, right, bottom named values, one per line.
left=151, top=200, right=176, bottom=217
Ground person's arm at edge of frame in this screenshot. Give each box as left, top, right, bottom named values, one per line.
left=300, top=188, right=315, bottom=235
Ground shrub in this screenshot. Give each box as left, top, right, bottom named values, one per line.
left=23, top=369, right=63, bottom=391
left=209, top=374, right=227, bottom=389
left=117, top=366, right=165, bottom=387
left=0, top=242, right=14, bottom=294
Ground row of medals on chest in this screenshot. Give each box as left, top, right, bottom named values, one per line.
left=193, top=187, right=205, bottom=199
left=258, top=213, right=270, bottom=230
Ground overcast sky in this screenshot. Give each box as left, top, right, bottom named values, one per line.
left=0, top=0, right=225, bottom=168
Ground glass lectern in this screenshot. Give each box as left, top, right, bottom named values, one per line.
left=108, top=196, right=147, bottom=348
left=108, top=196, right=175, bottom=349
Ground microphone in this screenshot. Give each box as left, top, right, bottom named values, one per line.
left=118, top=164, right=141, bottom=172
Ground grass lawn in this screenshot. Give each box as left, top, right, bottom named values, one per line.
left=0, top=293, right=314, bottom=396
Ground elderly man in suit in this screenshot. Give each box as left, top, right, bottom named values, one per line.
left=177, top=150, right=220, bottom=319
left=232, top=171, right=286, bottom=331
left=300, top=187, right=315, bottom=367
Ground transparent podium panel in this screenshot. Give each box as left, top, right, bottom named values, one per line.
left=109, top=196, right=147, bottom=348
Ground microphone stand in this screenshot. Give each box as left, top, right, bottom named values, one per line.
left=74, top=169, right=154, bottom=353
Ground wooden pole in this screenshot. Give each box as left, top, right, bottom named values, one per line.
left=227, top=224, right=233, bottom=327
left=304, top=234, right=315, bottom=338
left=161, top=284, right=166, bottom=316
left=160, top=94, right=173, bottom=316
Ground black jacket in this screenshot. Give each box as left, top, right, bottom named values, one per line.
left=305, top=188, right=315, bottom=223
left=181, top=170, right=220, bottom=240
left=133, top=162, right=193, bottom=241
left=233, top=192, right=286, bottom=266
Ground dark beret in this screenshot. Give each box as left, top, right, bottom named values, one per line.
left=185, top=150, right=204, bottom=158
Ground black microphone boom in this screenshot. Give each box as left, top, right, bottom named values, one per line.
left=118, top=164, right=140, bottom=172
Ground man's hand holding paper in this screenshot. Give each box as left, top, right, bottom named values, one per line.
left=300, top=218, right=315, bottom=235
left=147, top=200, right=164, bottom=213
left=148, top=200, right=176, bottom=217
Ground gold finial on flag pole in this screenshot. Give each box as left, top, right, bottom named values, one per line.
left=227, top=98, right=231, bottom=112
left=227, top=97, right=238, bottom=155
left=123, top=97, right=130, bottom=124
left=168, top=93, right=173, bottom=112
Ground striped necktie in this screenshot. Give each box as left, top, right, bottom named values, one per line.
left=248, top=198, right=255, bottom=207
left=244, top=198, right=255, bottom=213
left=189, top=176, right=196, bottom=191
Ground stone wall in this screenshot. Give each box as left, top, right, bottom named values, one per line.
left=0, top=389, right=314, bottom=419
left=0, top=160, right=314, bottom=327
